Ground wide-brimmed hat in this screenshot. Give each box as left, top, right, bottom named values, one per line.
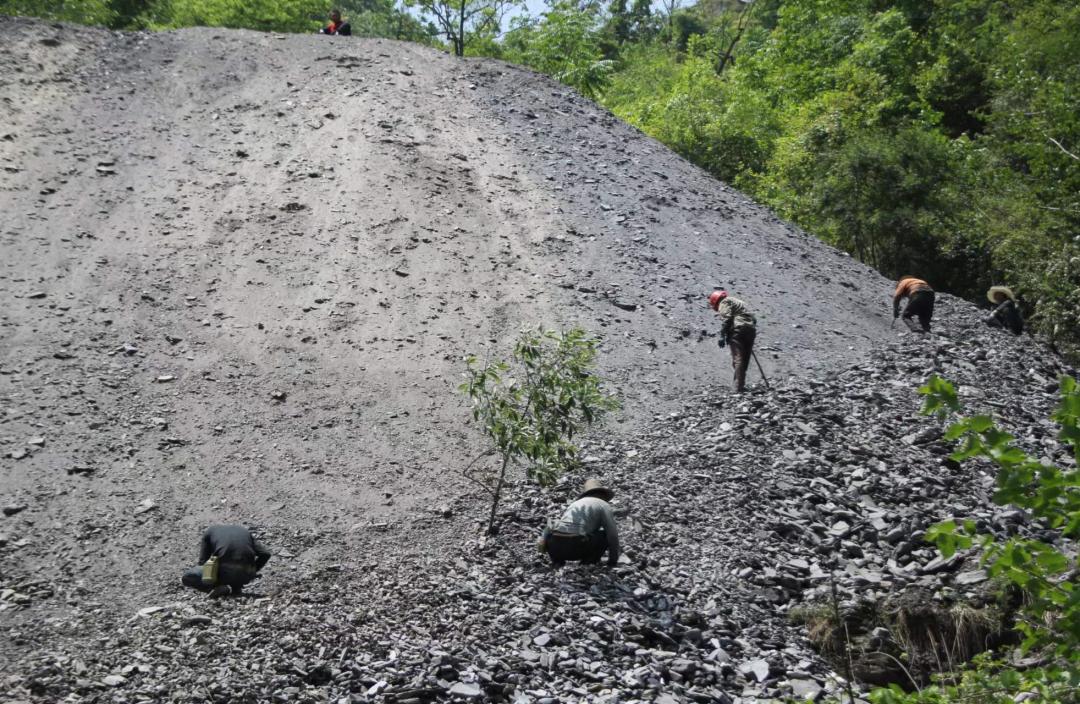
left=987, top=285, right=1015, bottom=303
left=578, top=478, right=614, bottom=502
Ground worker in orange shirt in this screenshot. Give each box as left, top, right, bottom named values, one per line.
left=893, top=276, right=935, bottom=333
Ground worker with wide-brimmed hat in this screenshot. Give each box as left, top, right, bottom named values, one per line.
left=541, top=479, right=620, bottom=567
left=985, top=286, right=1024, bottom=335
left=893, top=276, right=935, bottom=333
left=708, top=289, right=757, bottom=393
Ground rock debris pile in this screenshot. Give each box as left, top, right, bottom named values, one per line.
left=5, top=303, right=1073, bottom=703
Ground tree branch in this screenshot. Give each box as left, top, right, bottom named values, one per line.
left=1047, top=135, right=1080, bottom=162
left=459, top=449, right=498, bottom=497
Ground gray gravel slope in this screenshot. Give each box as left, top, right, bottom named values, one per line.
left=3, top=18, right=1063, bottom=703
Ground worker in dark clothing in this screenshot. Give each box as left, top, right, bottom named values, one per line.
left=893, top=276, right=935, bottom=333
left=709, top=290, right=757, bottom=393
left=181, top=524, right=270, bottom=596
left=319, top=9, right=351, bottom=36
left=985, top=286, right=1024, bottom=335
left=541, top=479, right=620, bottom=567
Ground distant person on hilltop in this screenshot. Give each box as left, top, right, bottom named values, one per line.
left=540, top=479, right=621, bottom=568
left=984, top=285, right=1024, bottom=335
left=319, top=9, right=351, bottom=36
left=893, top=276, right=935, bottom=333
left=181, top=525, right=271, bottom=597
left=709, top=289, right=757, bottom=393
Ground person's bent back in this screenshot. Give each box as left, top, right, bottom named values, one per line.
left=542, top=479, right=620, bottom=567
left=181, top=524, right=270, bottom=596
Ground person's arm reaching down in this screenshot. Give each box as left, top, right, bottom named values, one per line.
left=252, top=539, right=271, bottom=570
left=198, top=530, right=212, bottom=564
left=601, top=505, right=620, bottom=566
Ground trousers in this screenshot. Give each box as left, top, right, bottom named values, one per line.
left=182, top=562, right=257, bottom=592
left=902, top=290, right=935, bottom=332
left=545, top=530, right=608, bottom=565
left=729, top=326, right=756, bottom=393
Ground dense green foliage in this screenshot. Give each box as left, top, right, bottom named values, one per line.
left=459, top=327, right=619, bottom=533
left=878, top=374, right=1079, bottom=702
left=496, top=0, right=1080, bottom=356
left=0, top=0, right=432, bottom=39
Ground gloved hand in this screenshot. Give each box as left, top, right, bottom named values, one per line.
left=717, top=336, right=727, bottom=349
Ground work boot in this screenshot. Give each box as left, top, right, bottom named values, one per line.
left=208, top=584, right=232, bottom=599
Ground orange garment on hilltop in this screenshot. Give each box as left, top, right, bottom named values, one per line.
left=893, top=277, right=932, bottom=303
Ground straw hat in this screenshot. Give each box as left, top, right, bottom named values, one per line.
left=987, top=286, right=1015, bottom=303
left=578, top=478, right=614, bottom=502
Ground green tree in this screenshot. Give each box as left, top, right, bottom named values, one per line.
left=459, top=327, right=619, bottom=534
left=627, top=0, right=655, bottom=41
left=605, top=0, right=630, bottom=44
left=407, top=0, right=521, bottom=56
left=144, top=0, right=328, bottom=32
left=1, top=0, right=115, bottom=26
left=506, top=2, right=613, bottom=98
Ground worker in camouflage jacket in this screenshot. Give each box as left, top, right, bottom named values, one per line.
left=709, top=290, right=757, bottom=393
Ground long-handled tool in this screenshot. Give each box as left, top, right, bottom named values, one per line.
left=751, top=349, right=770, bottom=390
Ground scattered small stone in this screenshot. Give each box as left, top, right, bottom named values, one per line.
left=447, top=682, right=482, bottom=698
left=134, top=499, right=157, bottom=515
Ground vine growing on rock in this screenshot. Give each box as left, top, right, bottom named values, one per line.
left=459, top=326, right=618, bottom=534
left=870, top=375, right=1079, bottom=703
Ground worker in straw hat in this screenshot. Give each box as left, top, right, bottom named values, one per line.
left=985, top=285, right=1024, bottom=335
left=540, top=478, right=620, bottom=567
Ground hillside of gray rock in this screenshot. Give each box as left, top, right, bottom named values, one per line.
left=1, top=17, right=1075, bottom=703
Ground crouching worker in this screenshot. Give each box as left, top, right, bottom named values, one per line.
left=541, top=479, right=620, bottom=567
left=182, top=524, right=270, bottom=597
left=985, top=286, right=1024, bottom=335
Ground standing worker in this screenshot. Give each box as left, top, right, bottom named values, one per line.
left=181, top=524, right=271, bottom=597
left=708, top=289, right=757, bottom=393
left=984, top=286, right=1024, bottom=335
left=541, top=479, right=620, bottom=568
left=893, top=276, right=935, bottom=333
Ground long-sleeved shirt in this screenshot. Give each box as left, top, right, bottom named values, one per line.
left=199, top=524, right=271, bottom=570
left=893, top=277, right=933, bottom=314
left=551, top=496, right=620, bottom=564
left=715, top=296, right=756, bottom=333
left=987, top=299, right=1024, bottom=335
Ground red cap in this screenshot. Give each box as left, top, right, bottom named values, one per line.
left=708, top=290, right=727, bottom=310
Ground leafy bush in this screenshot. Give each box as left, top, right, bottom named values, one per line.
left=459, top=327, right=618, bottom=534
left=871, top=375, right=1080, bottom=703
